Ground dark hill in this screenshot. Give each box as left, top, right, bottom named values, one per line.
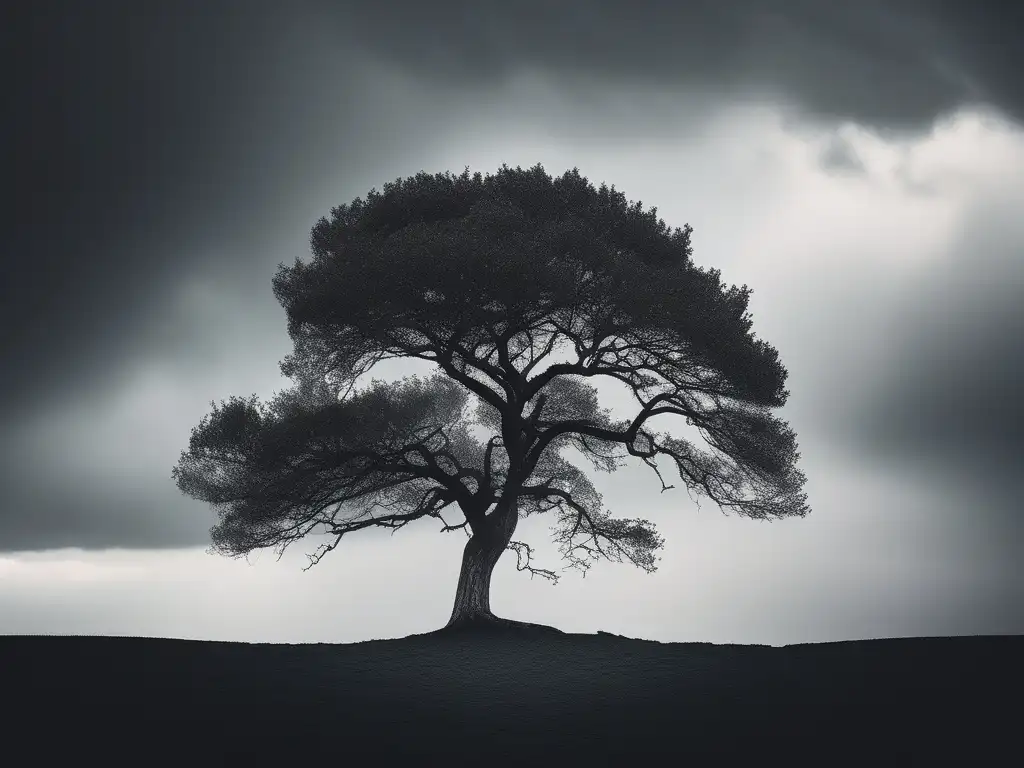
left=3, top=628, right=1019, bottom=764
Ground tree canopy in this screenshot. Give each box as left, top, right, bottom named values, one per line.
left=172, top=163, right=809, bottom=628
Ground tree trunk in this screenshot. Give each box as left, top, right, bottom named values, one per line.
left=440, top=498, right=566, bottom=636
left=445, top=497, right=533, bottom=628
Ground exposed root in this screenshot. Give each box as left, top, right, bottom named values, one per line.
left=435, top=612, right=565, bottom=636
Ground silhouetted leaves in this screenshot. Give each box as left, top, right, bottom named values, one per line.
left=174, top=163, right=809, bottom=578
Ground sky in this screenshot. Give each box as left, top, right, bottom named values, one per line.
left=1, top=0, right=1021, bottom=646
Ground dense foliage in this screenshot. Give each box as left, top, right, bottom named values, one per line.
left=173, top=163, right=808, bottom=584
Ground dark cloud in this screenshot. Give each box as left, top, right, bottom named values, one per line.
left=0, top=273, right=291, bottom=552
left=818, top=135, right=866, bottom=175
left=1, top=1, right=459, bottom=421
left=4, top=1, right=291, bottom=417
left=849, top=186, right=1024, bottom=536
left=0, top=448, right=209, bottom=552
left=3, top=1, right=1015, bottom=419
left=323, top=0, right=1021, bottom=132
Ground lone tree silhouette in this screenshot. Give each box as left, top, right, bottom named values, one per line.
left=172, top=164, right=809, bottom=632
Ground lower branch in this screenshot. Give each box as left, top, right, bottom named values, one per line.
left=507, top=540, right=560, bottom=584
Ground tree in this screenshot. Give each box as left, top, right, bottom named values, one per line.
left=172, top=163, right=810, bottom=632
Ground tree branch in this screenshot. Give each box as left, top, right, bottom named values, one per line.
left=507, top=540, right=560, bottom=584
left=520, top=325, right=561, bottom=379
left=300, top=482, right=467, bottom=571
left=413, top=326, right=516, bottom=409
left=519, top=485, right=664, bottom=577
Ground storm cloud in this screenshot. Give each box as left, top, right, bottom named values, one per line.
left=5, top=0, right=1019, bottom=419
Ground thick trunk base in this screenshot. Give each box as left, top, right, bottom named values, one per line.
left=443, top=499, right=562, bottom=635
left=444, top=612, right=565, bottom=634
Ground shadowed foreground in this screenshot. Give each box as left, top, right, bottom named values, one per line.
left=4, top=628, right=1019, bottom=763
